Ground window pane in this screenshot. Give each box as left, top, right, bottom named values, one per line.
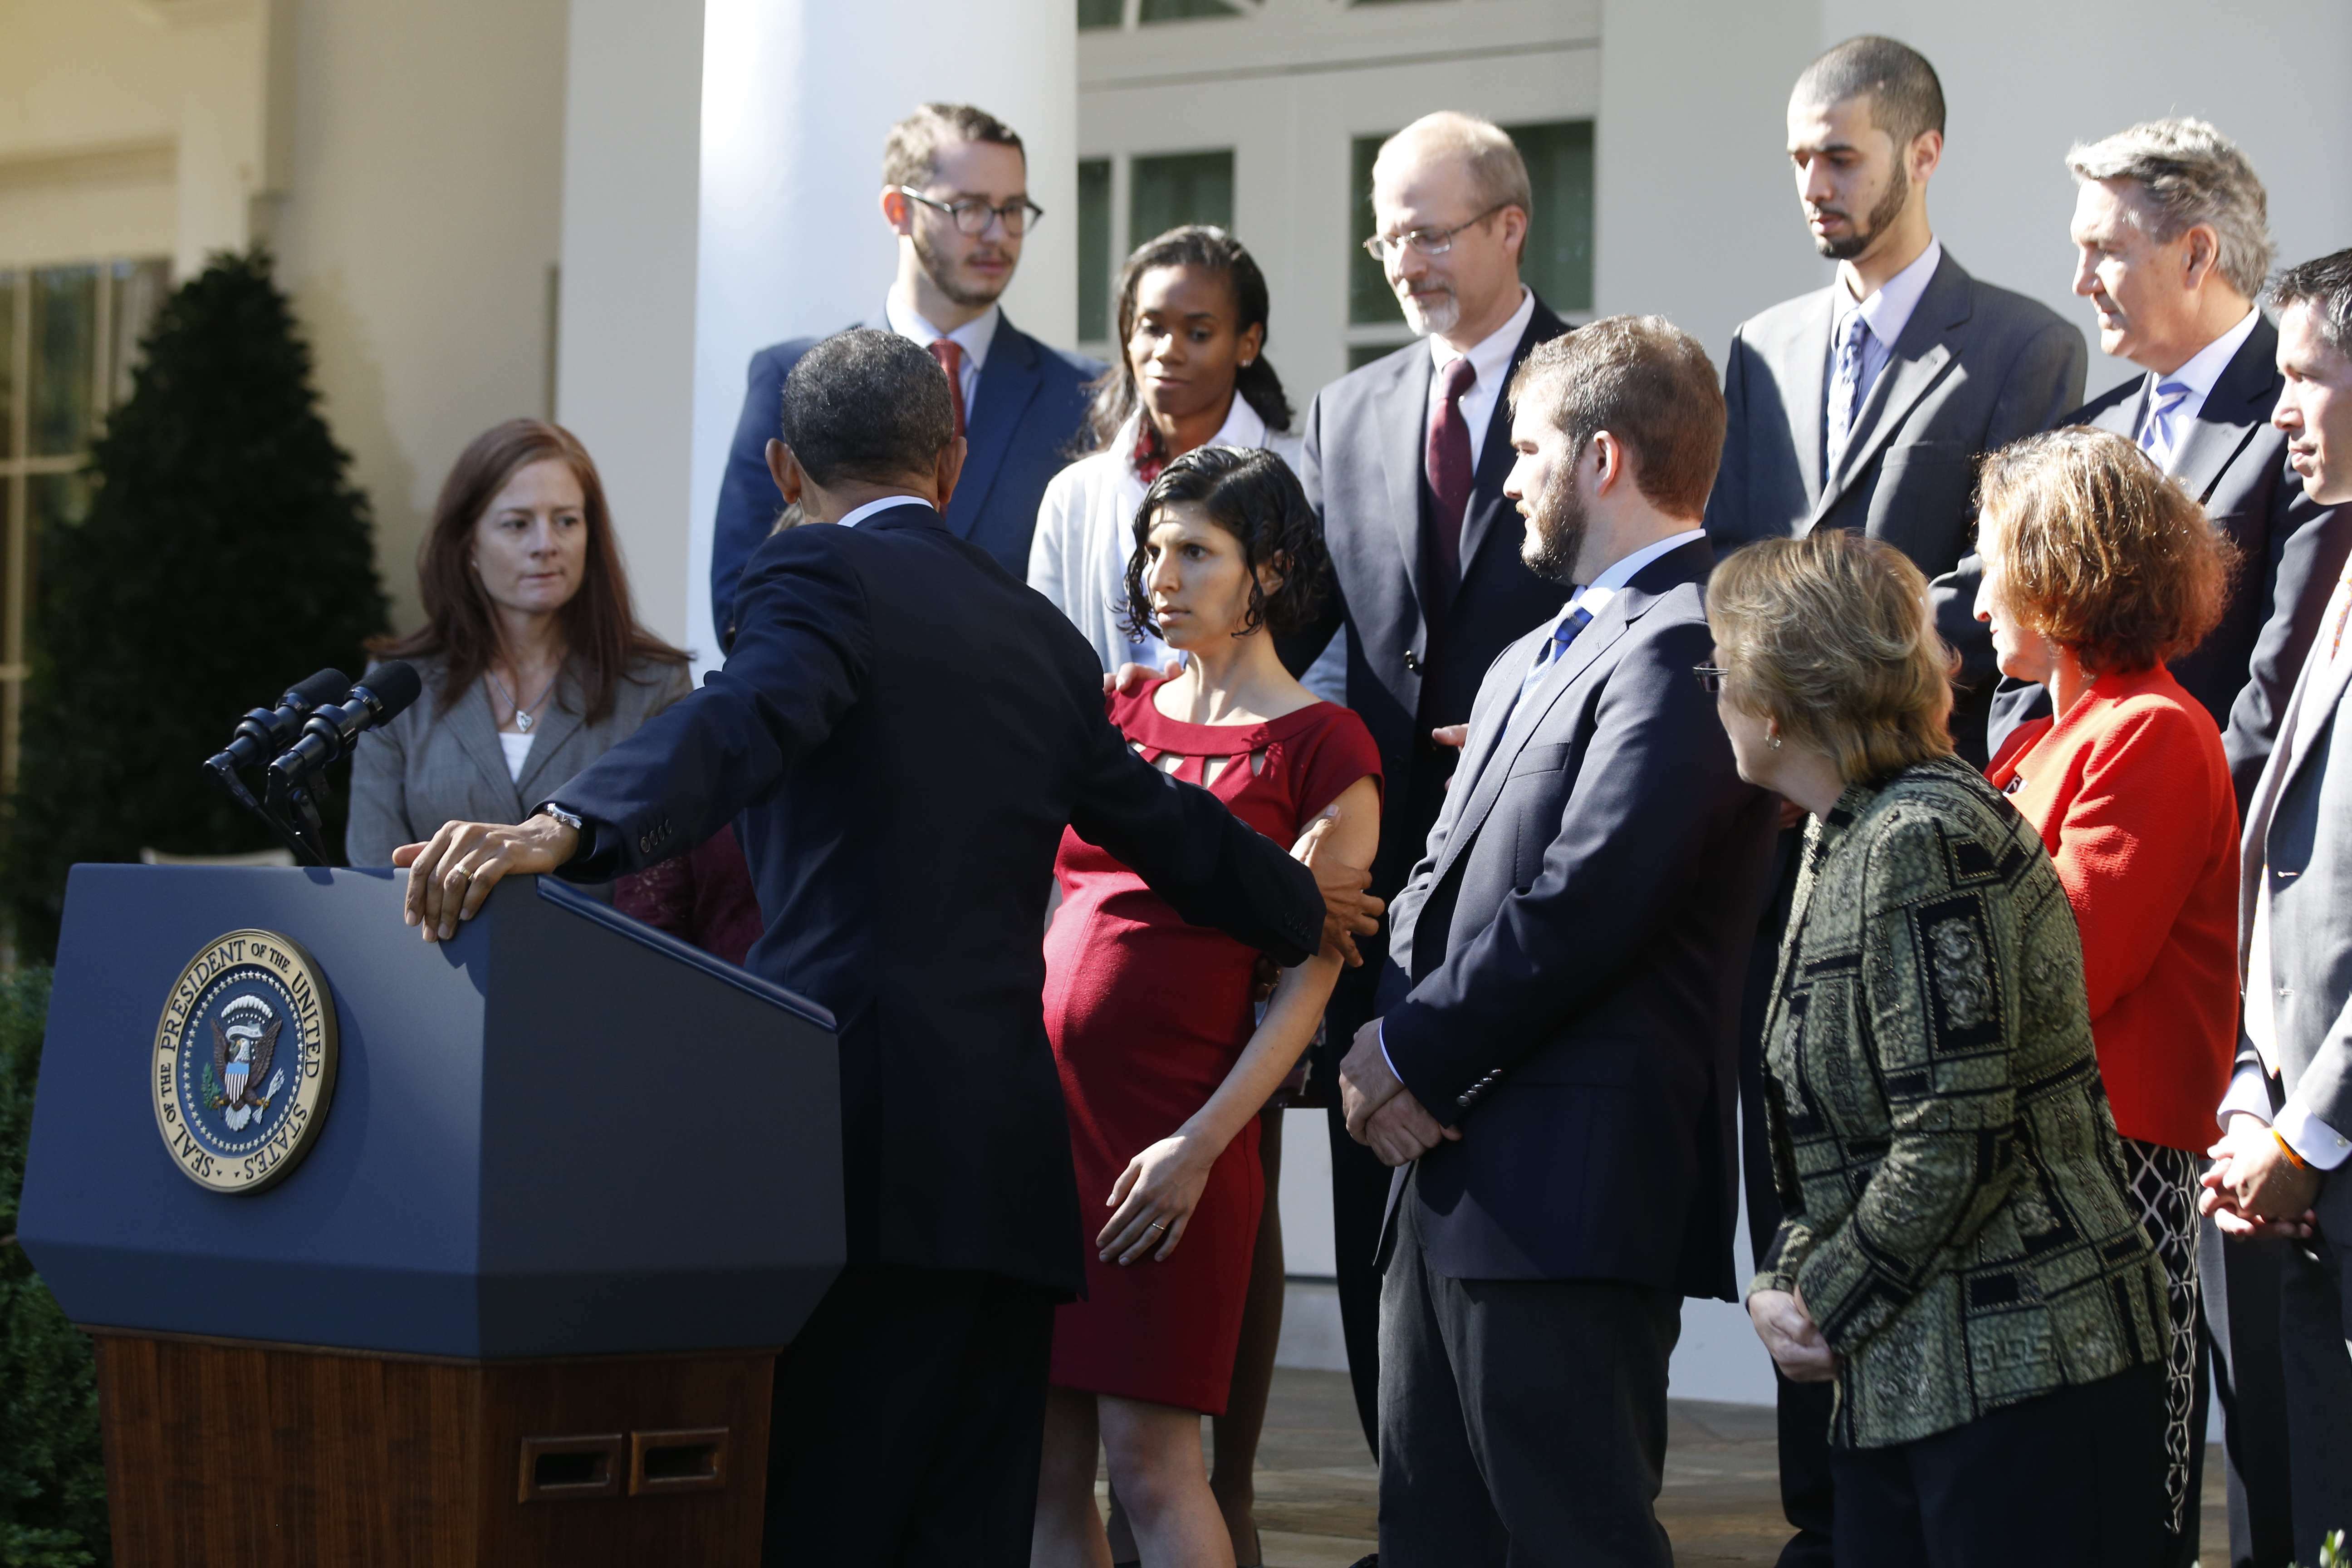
left=1078, top=0, right=1123, bottom=24
left=29, top=265, right=98, bottom=456
left=1139, top=0, right=1240, bottom=18
left=1504, top=119, right=1595, bottom=314
left=0, top=479, right=13, bottom=665
left=1350, top=341, right=1411, bottom=370
left=20, top=471, right=89, bottom=655
left=1129, top=150, right=1232, bottom=248
left=108, top=258, right=171, bottom=410
left=0, top=272, right=16, bottom=461
left=1077, top=160, right=1114, bottom=342
left=1348, top=134, right=1393, bottom=327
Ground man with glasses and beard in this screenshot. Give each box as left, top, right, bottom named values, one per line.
left=1336, top=316, right=1776, bottom=1567
left=1278, top=113, right=1572, bottom=1455
left=710, top=103, right=1096, bottom=633
left=1702, top=36, right=2085, bottom=1568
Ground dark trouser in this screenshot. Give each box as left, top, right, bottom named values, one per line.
left=1740, top=829, right=1834, bottom=1567
left=1377, top=1190, right=1681, bottom=1567
left=2201, top=1220, right=2298, bottom=1567
left=763, top=1262, right=1055, bottom=1566
left=1829, top=1364, right=2168, bottom=1568
left=1323, top=956, right=1396, bottom=1456
left=2278, top=1225, right=2352, bottom=1568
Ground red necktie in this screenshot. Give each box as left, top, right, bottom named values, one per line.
left=1426, top=356, right=1478, bottom=590
left=928, top=339, right=966, bottom=441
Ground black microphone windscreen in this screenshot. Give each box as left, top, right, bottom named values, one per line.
left=361, top=660, right=423, bottom=721
left=289, top=667, right=352, bottom=709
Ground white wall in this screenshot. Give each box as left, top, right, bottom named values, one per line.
left=558, top=0, right=1079, bottom=662
left=270, top=0, right=570, bottom=635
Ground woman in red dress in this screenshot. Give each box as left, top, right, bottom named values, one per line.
left=1030, top=446, right=1381, bottom=1568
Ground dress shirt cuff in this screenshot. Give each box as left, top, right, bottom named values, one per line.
left=2217, top=1060, right=2278, bottom=1131
left=1378, top=1019, right=1401, bottom=1087
left=2274, top=1097, right=2352, bottom=1171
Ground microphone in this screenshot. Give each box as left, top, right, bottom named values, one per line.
left=267, top=661, right=423, bottom=782
left=206, top=668, right=352, bottom=774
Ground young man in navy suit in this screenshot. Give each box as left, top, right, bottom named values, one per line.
left=1339, top=318, right=1777, bottom=1566
left=708, top=102, right=1098, bottom=632
left=395, top=332, right=1375, bottom=1567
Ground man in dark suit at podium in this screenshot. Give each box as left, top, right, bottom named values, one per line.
left=394, top=331, right=1371, bottom=1567
left=707, top=102, right=1097, bottom=633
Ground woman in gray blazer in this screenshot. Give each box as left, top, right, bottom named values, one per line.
left=347, top=419, right=689, bottom=866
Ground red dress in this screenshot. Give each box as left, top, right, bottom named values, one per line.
left=1044, top=681, right=1381, bottom=1414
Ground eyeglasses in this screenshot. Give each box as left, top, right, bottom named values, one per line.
left=893, top=186, right=1045, bottom=237
left=1360, top=203, right=1510, bottom=265
left=1691, top=664, right=1729, bottom=695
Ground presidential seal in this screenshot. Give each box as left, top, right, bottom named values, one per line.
left=151, top=930, right=338, bottom=1194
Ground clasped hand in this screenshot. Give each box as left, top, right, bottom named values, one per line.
left=1337, top=1018, right=1460, bottom=1166
left=2200, top=1115, right=2320, bottom=1241
left=393, top=813, right=580, bottom=941
left=1748, top=1286, right=1836, bottom=1383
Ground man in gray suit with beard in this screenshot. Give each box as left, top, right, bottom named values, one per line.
left=1338, top=317, right=1778, bottom=1566
left=2205, top=249, right=2352, bottom=1568
left=1702, top=36, right=2085, bottom=1568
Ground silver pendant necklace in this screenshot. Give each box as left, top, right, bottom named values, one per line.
left=485, top=667, right=558, bottom=733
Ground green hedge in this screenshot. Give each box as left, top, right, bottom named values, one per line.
left=0, top=969, right=108, bottom=1568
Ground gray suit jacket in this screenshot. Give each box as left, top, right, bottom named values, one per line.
left=1372, top=539, right=1779, bottom=1295
left=344, top=654, right=691, bottom=866
left=1705, top=249, right=2087, bottom=760
left=1989, top=316, right=2350, bottom=809
left=2238, top=621, right=2352, bottom=1151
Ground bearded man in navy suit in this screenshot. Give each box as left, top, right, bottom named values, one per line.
left=708, top=102, right=1097, bottom=632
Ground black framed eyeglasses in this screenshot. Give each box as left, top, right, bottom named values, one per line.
left=893, top=186, right=1044, bottom=237
left=1692, top=664, right=1729, bottom=695
left=1360, top=202, right=1510, bottom=265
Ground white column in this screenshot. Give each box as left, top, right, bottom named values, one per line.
left=558, top=0, right=1078, bottom=661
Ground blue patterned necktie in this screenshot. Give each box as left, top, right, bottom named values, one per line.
left=2139, top=378, right=2192, bottom=470
left=1826, top=310, right=1873, bottom=470
left=1517, top=604, right=1593, bottom=705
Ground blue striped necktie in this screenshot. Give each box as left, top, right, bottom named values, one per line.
left=2139, top=379, right=2191, bottom=469
left=1518, top=604, right=1593, bottom=704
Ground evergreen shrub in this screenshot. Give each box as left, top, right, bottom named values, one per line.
left=0, top=967, right=108, bottom=1568
left=2, top=250, right=387, bottom=959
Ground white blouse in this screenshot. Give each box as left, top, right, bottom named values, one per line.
left=1027, top=397, right=1310, bottom=676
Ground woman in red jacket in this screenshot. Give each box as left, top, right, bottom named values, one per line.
left=1976, top=426, right=2238, bottom=1565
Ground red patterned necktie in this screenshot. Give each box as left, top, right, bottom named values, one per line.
left=928, top=339, right=966, bottom=441
left=1132, top=421, right=1168, bottom=486
left=1426, top=355, right=1478, bottom=589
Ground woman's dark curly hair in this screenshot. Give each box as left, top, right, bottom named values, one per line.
left=1081, top=225, right=1293, bottom=460
left=1118, top=446, right=1330, bottom=645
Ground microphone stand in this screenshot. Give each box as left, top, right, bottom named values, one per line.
left=204, top=753, right=328, bottom=867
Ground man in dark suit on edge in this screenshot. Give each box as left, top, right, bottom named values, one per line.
left=1338, top=317, right=1778, bottom=1567
left=708, top=102, right=1096, bottom=632
left=1283, top=111, right=1572, bottom=1451
left=392, top=331, right=1379, bottom=1568
left=1704, top=38, right=2085, bottom=1566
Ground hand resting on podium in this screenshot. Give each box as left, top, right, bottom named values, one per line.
left=395, top=813, right=580, bottom=941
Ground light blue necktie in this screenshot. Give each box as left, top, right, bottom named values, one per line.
left=1827, top=311, right=1874, bottom=470
left=2139, top=378, right=2192, bottom=470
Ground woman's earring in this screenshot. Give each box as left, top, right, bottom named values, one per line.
left=1768, top=730, right=1783, bottom=750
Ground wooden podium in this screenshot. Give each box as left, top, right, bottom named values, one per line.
left=19, top=866, right=844, bottom=1568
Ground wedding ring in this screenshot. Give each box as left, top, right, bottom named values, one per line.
left=1150, top=1221, right=1169, bottom=1232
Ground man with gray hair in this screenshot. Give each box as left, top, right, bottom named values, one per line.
left=1282, top=109, right=1575, bottom=1455
left=1999, top=122, right=2347, bottom=1568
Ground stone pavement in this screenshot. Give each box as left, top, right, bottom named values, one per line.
left=1205, top=1367, right=2232, bottom=1567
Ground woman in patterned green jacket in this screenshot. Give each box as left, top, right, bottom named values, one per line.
left=1701, top=531, right=2170, bottom=1566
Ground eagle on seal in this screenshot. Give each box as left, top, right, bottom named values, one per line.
left=211, top=997, right=282, bottom=1114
